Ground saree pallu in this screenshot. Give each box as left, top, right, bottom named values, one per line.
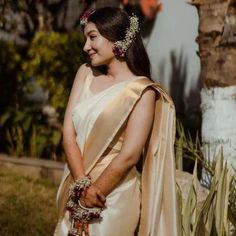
left=54, top=74, right=180, bottom=236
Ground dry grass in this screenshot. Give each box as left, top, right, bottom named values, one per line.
left=0, top=166, right=59, bottom=236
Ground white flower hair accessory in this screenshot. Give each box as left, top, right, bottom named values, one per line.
left=113, top=14, right=140, bottom=57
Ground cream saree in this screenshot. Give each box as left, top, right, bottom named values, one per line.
left=54, top=74, right=180, bottom=236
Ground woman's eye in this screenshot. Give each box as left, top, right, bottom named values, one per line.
left=90, top=35, right=97, bottom=40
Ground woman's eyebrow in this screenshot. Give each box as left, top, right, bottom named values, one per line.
left=86, top=30, right=98, bottom=35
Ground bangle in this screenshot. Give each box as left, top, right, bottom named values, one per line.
left=72, top=200, right=102, bottom=221
left=78, top=199, right=92, bottom=211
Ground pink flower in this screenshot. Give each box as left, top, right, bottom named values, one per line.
left=113, top=45, right=125, bottom=57
left=80, top=10, right=92, bottom=25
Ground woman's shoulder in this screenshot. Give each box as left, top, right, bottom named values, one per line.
left=76, top=63, right=92, bottom=78
left=76, top=63, right=103, bottom=80
left=72, top=63, right=93, bottom=86
left=133, top=76, right=161, bottom=100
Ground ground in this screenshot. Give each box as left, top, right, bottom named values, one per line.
left=0, top=166, right=58, bottom=235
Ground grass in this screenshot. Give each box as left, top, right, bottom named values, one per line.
left=0, top=166, right=59, bottom=236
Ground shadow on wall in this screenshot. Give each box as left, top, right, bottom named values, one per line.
left=168, top=50, right=202, bottom=137
left=167, top=50, right=202, bottom=173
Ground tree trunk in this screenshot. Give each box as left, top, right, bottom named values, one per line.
left=190, top=0, right=236, bottom=170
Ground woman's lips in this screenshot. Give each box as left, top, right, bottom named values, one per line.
left=89, top=53, right=96, bottom=59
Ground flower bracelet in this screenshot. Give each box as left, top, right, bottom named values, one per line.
left=66, top=175, right=103, bottom=236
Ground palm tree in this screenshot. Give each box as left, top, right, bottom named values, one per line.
left=190, top=0, right=236, bottom=170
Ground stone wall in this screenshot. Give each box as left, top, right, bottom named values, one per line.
left=0, top=154, right=64, bottom=184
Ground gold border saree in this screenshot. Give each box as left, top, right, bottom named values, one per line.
left=56, top=77, right=180, bottom=236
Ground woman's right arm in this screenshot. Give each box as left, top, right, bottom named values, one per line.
left=63, top=63, right=89, bottom=180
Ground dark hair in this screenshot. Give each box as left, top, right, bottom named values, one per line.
left=84, top=7, right=151, bottom=79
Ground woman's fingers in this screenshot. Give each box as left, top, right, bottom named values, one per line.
left=80, top=195, right=103, bottom=208
left=80, top=196, right=94, bottom=208
left=79, top=198, right=87, bottom=207
left=96, top=190, right=106, bottom=203
left=81, top=186, right=106, bottom=208
left=86, top=197, right=104, bottom=208
left=94, top=198, right=104, bottom=208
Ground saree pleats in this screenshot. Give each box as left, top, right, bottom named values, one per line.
left=55, top=77, right=180, bottom=236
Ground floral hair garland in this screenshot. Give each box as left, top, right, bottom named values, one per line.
left=113, top=14, right=140, bottom=57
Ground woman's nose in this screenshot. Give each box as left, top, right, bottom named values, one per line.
left=83, top=39, right=91, bottom=53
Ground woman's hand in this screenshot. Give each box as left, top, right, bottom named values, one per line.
left=71, top=185, right=105, bottom=236
left=80, top=185, right=106, bottom=208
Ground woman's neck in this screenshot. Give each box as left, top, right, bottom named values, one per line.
left=105, top=59, right=135, bottom=81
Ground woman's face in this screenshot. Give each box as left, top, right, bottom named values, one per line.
left=83, top=22, right=115, bottom=66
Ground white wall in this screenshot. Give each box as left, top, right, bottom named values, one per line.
left=146, top=0, right=200, bottom=108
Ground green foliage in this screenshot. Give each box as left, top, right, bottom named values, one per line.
left=23, top=31, right=86, bottom=118
left=179, top=154, right=233, bottom=236
left=0, top=40, right=27, bottom=155
left=181, top=161, right=198, bottom=235
left=175, top=119, right=204, bottom=177
left=0, top=31, right=86, bottom=159
left=0, top=40, right=21, bottom=109
left=0, top=106, right=63, bottom=159
left=175, top=122, right=236, bottom=235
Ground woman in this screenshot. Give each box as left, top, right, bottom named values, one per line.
left=54, top=7, right=179, bottom=236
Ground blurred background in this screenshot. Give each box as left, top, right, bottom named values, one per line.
left=0, top=0, right=236, bottom=235
left=0, top=0, right=201, bottom=161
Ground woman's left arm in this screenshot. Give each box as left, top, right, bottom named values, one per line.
left=85, top=87, right=156, bottom=200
